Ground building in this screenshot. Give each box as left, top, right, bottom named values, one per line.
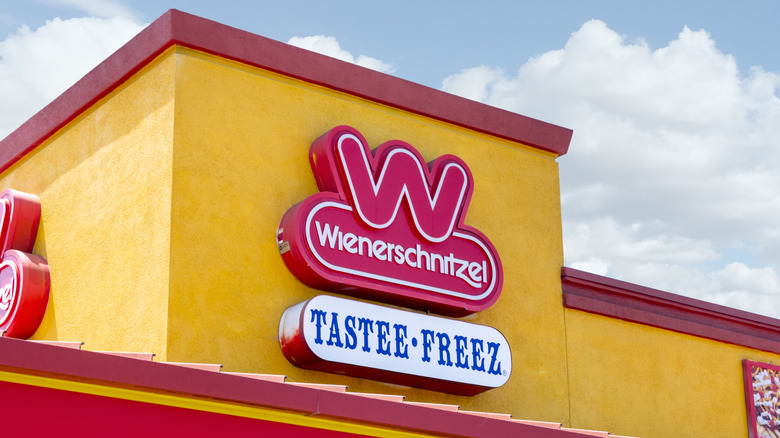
left=0, top=10, right=777, bottom=438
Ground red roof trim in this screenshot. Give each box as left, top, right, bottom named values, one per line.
left=561, top=267, right=780, bottom=354
left=0, top=9, right=571, bottom=175
left=2, top=380, right=375, bottom=438
left=0, top=337, right=584, bottom=437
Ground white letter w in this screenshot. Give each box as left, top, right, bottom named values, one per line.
left=336, top=133, right=468, bottom=243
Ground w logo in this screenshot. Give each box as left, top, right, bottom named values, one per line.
left=279, top=126, right=503, bottom=316
left=314, top=130, right=469, bottom=242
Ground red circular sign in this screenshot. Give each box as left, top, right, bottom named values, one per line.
left=0, top=189, right=50, bottom=339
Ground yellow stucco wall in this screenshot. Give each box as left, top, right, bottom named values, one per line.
left=1, top=52, right=176, bottom=357
left=564, top=308, right=780, bottom=438
left=165, top=47, right=569, bottom=420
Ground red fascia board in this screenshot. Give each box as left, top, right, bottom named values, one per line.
left=167, top=10, right=573, bottom=155
left=0, top=9, right=571, bottom=176
left=561, top=267, right=780, bottom=354
left=1, top=380, right=362, bottom=438
left=0, top=337, right=583, bottom=438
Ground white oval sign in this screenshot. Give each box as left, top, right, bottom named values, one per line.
left=279, top=295, right=511, bottom=395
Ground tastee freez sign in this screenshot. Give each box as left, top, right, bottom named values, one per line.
left=277, top=125, right=503, bottom=316
left=0, top=189, right=50, bottom=339
left=280, top=295, right=511, bottom=396
left=277, top=126, right=508, bottom=395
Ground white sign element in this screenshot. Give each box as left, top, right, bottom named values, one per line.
left=279, top=295, right=512, bottom=391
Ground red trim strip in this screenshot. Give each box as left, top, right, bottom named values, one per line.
left=0, top=9, right=571, bottom=176
left=0, top=337, right=583, bottom=437
left=0, top=380, right=363, bottom=438
left=562, top=267, right=780, bottom=354
left=742, top=359, right=761, bottom=438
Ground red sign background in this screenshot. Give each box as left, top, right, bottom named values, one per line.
left=0, top=189, right=50, bottom=338
left=278, top=126, right=503, bottom=316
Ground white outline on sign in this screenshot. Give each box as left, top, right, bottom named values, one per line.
left=0, top=260, right=19, bottom=326
left=337, top=134, right=468, bottom=244
left=304, top=201, right=497, bottom=301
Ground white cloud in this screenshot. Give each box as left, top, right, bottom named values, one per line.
left=441, top=65, right=504, bottom=102
left=618, top=262, right=780, bottom=317
left=443, top=20, right=780, bottom=317
left=287, top=35, right=395, bottom=74
left=0, top=15, right=145, bottom=139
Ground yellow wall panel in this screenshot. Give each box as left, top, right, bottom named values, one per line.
left=0, top=53, right=177, bottom=358
left=564, top=308, right=780, bottom=438
left=165, top=48, right=568, bottom=420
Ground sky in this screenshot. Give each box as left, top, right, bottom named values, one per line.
left=2, top=0, right=780, bottom=318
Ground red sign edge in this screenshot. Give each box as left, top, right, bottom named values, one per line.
left=0, top=189, right=50, bottom=339
left=279, top=297, right=499, bottom=396
left=278, top=126, right=503, bottom=316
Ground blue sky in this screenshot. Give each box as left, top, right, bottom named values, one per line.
left=2, top=0, right=780, bottom=317
left=3, top=1, right=779, bottom=89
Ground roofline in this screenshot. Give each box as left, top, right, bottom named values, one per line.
left=562, top=267, right=780, bottom=354
left=0, top=9, right=572, bottom=175
left=0, top=337, right=587, bottom=437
